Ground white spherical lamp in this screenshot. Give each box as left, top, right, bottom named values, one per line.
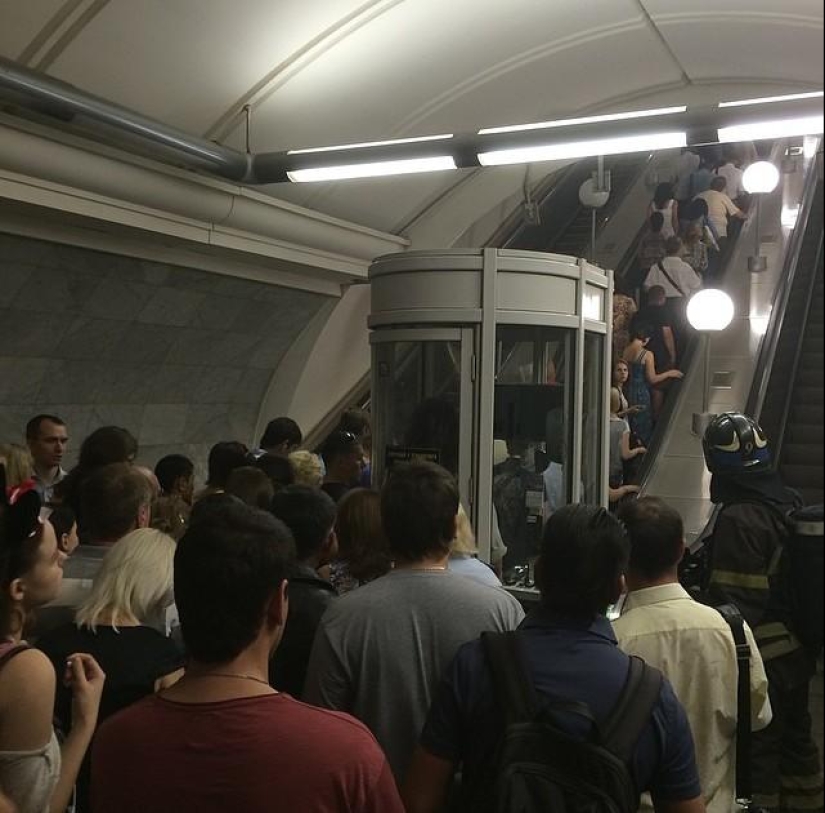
left=742, top=161, right=780, bottom=194
left=578, top=178, right=610, bottom=208
left=687, top=289, right=735, bottom=332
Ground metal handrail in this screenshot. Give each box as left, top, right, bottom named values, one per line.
left=774, top=230, right=823, bottom=464
left=746, top=152, right=822, bottom=419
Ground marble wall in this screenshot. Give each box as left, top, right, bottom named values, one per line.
left=0, top=232, right=331, bottom=482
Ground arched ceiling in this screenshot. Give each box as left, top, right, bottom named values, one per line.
left=1, top=0, right=823, bottom=238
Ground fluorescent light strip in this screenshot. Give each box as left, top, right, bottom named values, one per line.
left=479, top=106, right=686, bottom=136
left=289, top=133, right=453, bottom=156
left=719, top=91, right=824, bottom=109
left=478, top=131, right=686, bottom=167
left=287, top=155, right=457, bottom=182
left=718, top=115, right=824, bottom=144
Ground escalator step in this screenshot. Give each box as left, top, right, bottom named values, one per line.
left=798, top=368, right=825, bottom=386
left=794, top=386, right=825, bottom=404
left=781, top=464, right=825, bottom=489
left=796, top=486, right=825, bottom=506
left=791, top=404, right=825, bottom=424
left=786, top=423, right=824, bottom=445
left=782, top=443, right=824, bottom=467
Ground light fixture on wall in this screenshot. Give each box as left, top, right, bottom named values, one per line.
left=743, top=161, right=781, bottom=273
left=687, top=289, right=735, bottom=437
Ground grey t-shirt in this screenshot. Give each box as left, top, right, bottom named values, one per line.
left=303, top=569, right=524, bottom=782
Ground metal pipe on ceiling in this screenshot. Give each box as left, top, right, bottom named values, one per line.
left=0, top=55, right=250, bottom=181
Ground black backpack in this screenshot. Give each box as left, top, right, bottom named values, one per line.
left=476, top=631, right=663, bottom=813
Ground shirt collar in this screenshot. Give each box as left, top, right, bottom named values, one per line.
left=521, top=607, right=617, bottom=644
left=622, top=582, right=691, bottom=613
left=32, top=466, right=66, bottom=485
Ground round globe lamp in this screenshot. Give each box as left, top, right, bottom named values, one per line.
left=687, top=289, right=735, bottom=436
left=742, top=161, right=780, bottom=273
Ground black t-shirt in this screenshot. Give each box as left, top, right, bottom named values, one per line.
left=37, top=624, right=184, bottom=812
left=637, top=304, right=672, bottom=367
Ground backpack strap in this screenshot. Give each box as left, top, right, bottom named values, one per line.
left=601, top=656, right=664, bottom=764
left=0, top=643, right=30, bottom=672
left=715, top=604, right=752, bottom=804
left=482, top=631, right=538, bottom=723
left=656, top=261, right=686, bottom=298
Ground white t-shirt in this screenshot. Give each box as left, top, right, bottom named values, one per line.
left=715, top=163, right=744, bottom=200
left=643, top=256, right=702, bottom=299
left=695, top=189, right=742, bottom=238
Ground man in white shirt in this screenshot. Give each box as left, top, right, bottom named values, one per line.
left=674, top=147, right=701, bottom=205
left=614, top=497, right=772, bottom=813
left=695, top=177, right=746, bottom=243
left=715, top=153, right=746, bottom=204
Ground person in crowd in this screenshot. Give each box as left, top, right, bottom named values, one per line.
left=702, top=413, right=824, bottom=812
left=337, top=408, right=373, bottom=486
left=609, top=389, right=646, bottom=491
left=622, top=322, right=684, bottom=446
left=195, top=441, right=248, bottom=501
left=0, top=473, right=106, bottom=813
left=643, top=236, right=702, bottom=352
left=648, top=182, right=679, bottom=239
left=612, top=359, right=645, bottom=421
left=403, top=504, right=705, bottom=813
left=25, top=414, right=69, bottom=507
left=715, top=148, right=748, bottom=208
left=448, top=504, right=501, bottom=588
left=688, top=155, right=715, bottom=197
left=37, top=528, right=183, bottom=813
left=637, top=285, right=679, bottom=417
left=252, top=417, right=302, bottom=459
left=35, top=462, right=154, bottom=638
left=681, top=223, right=709, bottom=278
left=0, top=445, right=33, bottom=498
left=674, top=146, right=701, bottom=210
left=225, top=466, right=275, bottom=510
left=320, top=430, right=366, bottom=503
left=612, top=280, right=638, bottom=361
left=328, top=488, right=391, bottom=595
left=614, top=497, right=772, bottom=813
left=695, top=177, right=747, bottom=253
left=304, top=461, right=524, bottom=783
left=154, top=454, right=194, bottom=505
left=91, top=500, right=404, bottom=813
left=251, top=452, right=295, bottom=494
left=289, top=449, right=324, bottom=488
left=268, top=485, right=338, bottom=696
left=635, top=212, right=668, bottom=292
left=48, top=502, right=79, bottom=556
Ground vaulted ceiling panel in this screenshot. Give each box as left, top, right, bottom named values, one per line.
left=0, top=0, right=66, bottom=59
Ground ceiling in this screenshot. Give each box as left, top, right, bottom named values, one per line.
left=1, top=0, right=823, bottom=240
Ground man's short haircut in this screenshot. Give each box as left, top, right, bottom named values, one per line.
left=665, top=236, right=683, bottom=256
left=48, top=503, right=76, bottom=540
left=380, top=461, right=459, bottom=561
left=206, top=441, right=248, bottom=488
left=647, top=285, right=667, bottom=304
left=25, top=414, right=66, bottom=441
left=271, top=485, right=337, bottom=561
left=154, top=454, right=194, bottom=494
left=618, top=497, right=685, bottom=580
left=322, top=430, right=361, bottom=465
left=175, top=501, right=295, bottom=664
left=259, top=417, right=302, bottom=451
left=630, top=319, right=653, bottom=342
left=649, top=211, right=665, bottom=232
left=536, top=504, right=629, bottom=617
left=337, top=408, right=371, bottom=438
left=711, top=176, right=727, bottom=192
left=253, top=454, right=295, bottom=492
left=225, top=466, right=275, bottom=510
left=81, top=463, right=153, bottom=542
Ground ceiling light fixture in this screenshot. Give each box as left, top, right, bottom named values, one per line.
left=718, top=114, right=824, bottom=143
left=719, top=90, right=824, bottom=109
left=288, top=133, right=453, bottom=155
left=286, top=155, right=457, bottom=182
left=479, top=105, right=686, bottom=135
left=477, top=131, right=686, bottom=167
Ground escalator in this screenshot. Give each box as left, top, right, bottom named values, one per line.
left=759, top=182, right=824, bottom=505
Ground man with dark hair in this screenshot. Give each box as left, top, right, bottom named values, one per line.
left=254, top=417, right=302, bottom=458
left=35, top=462, right=153, bottom=638
left=269, top=485, right=338, bottom=695
left=614, top=497, right=771, bottom=813
left=304, top=461, right=523, bottom=783
left=25, top=413, right=68, bottom=505
left=404, top=504, right=705, bottom=813
left=154, top=454, right=194, bottom=504
left=196, top=441, right=248, bottom=500
left=225, top=466, right=274, bottom=510
left=91, top=501, right=403, bottom=813
left=695, top=176, right=746, bottom=249
left=321, top=430, right=366, bottom=503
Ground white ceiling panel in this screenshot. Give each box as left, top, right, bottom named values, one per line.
left=0, top=0, right=65, bottom=59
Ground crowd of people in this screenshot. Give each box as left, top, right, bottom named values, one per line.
left=0, top=403, right=820, bottom=812
left=608, top=144, right=756, bottom=504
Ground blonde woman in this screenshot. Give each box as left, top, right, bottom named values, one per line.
left=448, top=505, right=502, bottom=588
left=289, top=450, right=324, bottom=488
left=0, top=444, right=34, bottom=493
left=36, top=529, right=183, bottom=813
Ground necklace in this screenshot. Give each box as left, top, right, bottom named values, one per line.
left=186, top=672, right=272, bottom=688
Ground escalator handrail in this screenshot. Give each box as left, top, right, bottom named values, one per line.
left=774, top=230, right=824, bottom=464
left=746, top=149, right=822, bottom=420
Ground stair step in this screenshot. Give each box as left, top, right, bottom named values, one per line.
left=794, top=386, right=825, bottom=404
left=786, top=423, right=825, bottom=445
left=791, top=404, right=825, bottom=424
left=782, top=443, right=824, bottom=467
left=797, top=368, right=825, bottom=386
left=781, top=464, right=825, bottom=489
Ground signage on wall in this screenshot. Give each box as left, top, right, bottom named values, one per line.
left=384, top=446, right=441, bottom=470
